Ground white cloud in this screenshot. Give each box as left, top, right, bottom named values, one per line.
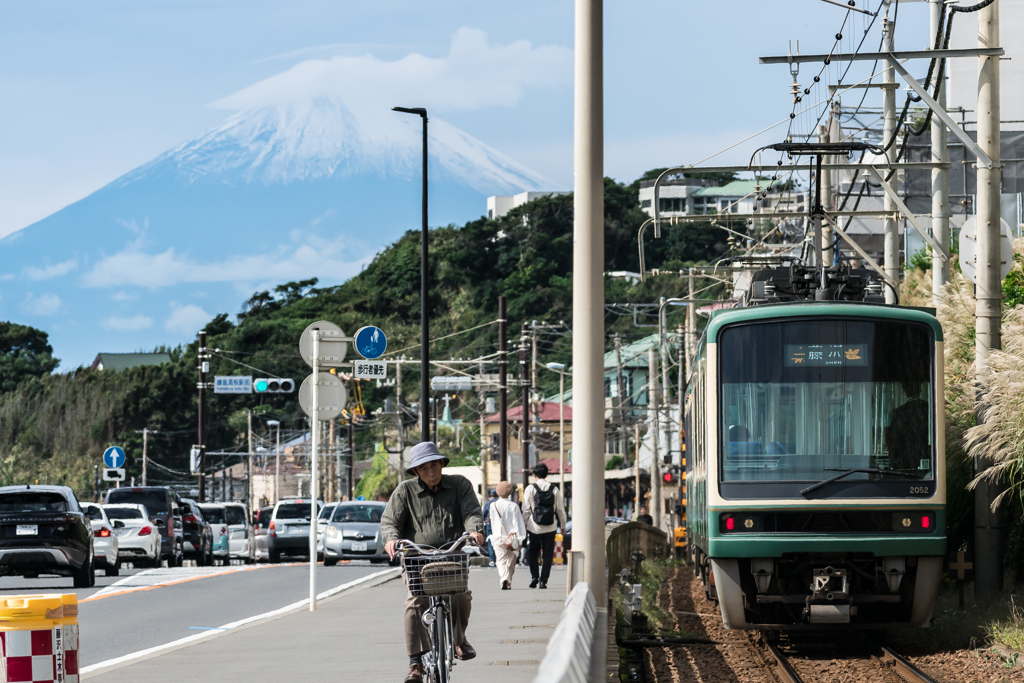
left=103, top=315, right=153, bottom=332
left=24, top=258, right=77, bottom=281
left=111, top=290, right=136, bottom=301
left=23, top=293, right=61, bottom=316
left=165, top=304, right=211, bottom=335
left=81, top=239, right=373, bottom=289
left=0, top=274, right=13, bottom=281
left=213, top=28, right=572, bottom=115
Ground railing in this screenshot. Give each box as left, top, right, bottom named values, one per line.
left=533, top=582, right=598, bottom=683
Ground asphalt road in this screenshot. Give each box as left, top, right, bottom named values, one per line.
left=0, top=560, right=385, bottom=666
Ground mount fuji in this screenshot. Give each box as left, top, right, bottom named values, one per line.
left=0, top=95, right=555, bottom=368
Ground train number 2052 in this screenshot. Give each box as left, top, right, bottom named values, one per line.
left=910, top=486, right=930, bottom=495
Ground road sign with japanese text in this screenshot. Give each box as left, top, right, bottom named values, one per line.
left=354, top=360, right=387, bottom=379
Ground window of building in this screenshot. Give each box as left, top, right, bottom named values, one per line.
left=658, top=197, right=685, bottom=213
left=488, top=209, right=494, bottom=219
left=641, top=199, right=651, bottom=208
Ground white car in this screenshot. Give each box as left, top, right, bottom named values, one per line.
left=317, top=503, right=338, bottom=559
left=198, top=504, right=230, bottom=565
left=81, top=503, right=120, bottom=577
left=102, top=503, right=160, bottom=568
left=222, top=503, right=255, bottom=564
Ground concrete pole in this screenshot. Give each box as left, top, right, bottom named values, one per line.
left=818, top=124, right=834, bottom=266
left=520, top=324, right=531, bottom=487
left=659, top=298, right=671, bottom=464
left=498, top=297, right=508, bottom=482
left=275, top=423, right=281, bottom=505
left=633, top=423, right=641, bottom=521
left=558, top=369, right=565, bottom=492
left=396, top=359, right=403, bottom=477
left=141, top=428, right=148, bottom=487
left=930, top=0, right=951, bottom=304
left=479, top=387, right=488, bottom=504
left=614, top=335, right=627, bottom=458
left=648, top=349, right=662, bottom=531
left=570, top=0, right=606, bottom=605
left=687, top=269, right=696, bottom=379
left=974, top=0, right=1004, bottom=601
left=882, top=5, right=899, bottom=303
left=247, top=410, right=253, bottom=509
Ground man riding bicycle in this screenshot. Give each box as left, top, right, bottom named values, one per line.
left=383, top=442, right=486, bottom=683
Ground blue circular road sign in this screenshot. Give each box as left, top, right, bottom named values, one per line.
left=354, top=326, right=387, bottom=360
left=103, top=446, right=126, bottom=469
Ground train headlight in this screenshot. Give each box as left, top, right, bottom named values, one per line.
left=720, top=513, right=763, bottom=533
left=891, top=512, right=935, bottom=533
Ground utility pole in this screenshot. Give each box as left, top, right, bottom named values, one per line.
left=328, top=418, right=336, bottom=501
left=687, top=268, right=696, bottom=378
left=93, top=465, right=99, bottom=503
left=498, top=296, right=508, bottom=482
left=141, top=428, right=148, bottom=486
left=347, top=416, right=355, bottom=500
left=930, top=0, right=951, bottom=304
left=659, top=297, right=671, bottom=464
left=648, top=348, right=662, bottom=531
left=478, top=384, right=488, bottom=504
left=197, top=331, right=208, bottom=503
left=269, top=420, right=280, bottom=504
left=818, top=124, right=834, bottom=266
left=633, top=424, right=641, bottom=521
left=882, top=4, right=899, bottom=303
left=614, top=334, right=627, bottom=459
left=520, top=323, right=531, bottom=487
left=396, top=360, right=404, bottom=476
left=246, top=410, right=253, bottom=508
left=974, top=0, right=1004, bottom=601
left=571, top=0, right=606, bottom=605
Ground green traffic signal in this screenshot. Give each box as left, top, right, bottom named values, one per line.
left=255, top=379, right=269, bottom=393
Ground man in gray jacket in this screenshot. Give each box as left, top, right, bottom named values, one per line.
left=382, top=442, right=485, bottom=683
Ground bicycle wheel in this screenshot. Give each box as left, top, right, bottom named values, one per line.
left=432, top=599, right=452, bottom=683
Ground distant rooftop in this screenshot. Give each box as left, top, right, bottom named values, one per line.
left=91, top=352, right=172, bottom=371
left=692, top=179, right=761, bottom=198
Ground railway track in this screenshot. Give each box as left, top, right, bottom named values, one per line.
left=764, top=639, right=939, bottom=683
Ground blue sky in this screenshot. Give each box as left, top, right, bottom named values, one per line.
left=0, top=0, right=931, bottom=239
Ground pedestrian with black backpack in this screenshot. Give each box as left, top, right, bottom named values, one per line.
left=522, top=462, right=567, bottom=589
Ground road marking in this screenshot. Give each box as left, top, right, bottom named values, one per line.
left=188, top=627, right=228, bottom=631
left=80, top=567, right=400, bottom=678
left=82, top=563, right=304, bottom=602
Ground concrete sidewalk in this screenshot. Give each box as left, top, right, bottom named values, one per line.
left=85, top=564, right=566, bottom=682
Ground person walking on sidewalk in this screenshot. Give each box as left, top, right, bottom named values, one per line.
left=522, top=462, right=566, bottom=589
left=482, top=488, right=498, bottom=567
left=382, top=442, right=486, bottom=683
left=488, top=481, right=526, bottom=590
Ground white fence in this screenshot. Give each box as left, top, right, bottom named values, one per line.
left=532, top=582, right=600, bottom=683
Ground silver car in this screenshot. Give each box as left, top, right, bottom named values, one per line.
left=103, top=503, right=161, bottom=568
left=322, top=501, right=390, bottom=566
left=222, top=503, right=255, bottom=564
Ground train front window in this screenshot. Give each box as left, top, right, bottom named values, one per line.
left=718, top=318, right=935, bottom=498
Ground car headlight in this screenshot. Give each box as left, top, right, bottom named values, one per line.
left=326, top=525, right=339, bottom=538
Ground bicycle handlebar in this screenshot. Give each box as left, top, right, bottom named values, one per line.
left=396, top=531, right=477, bottom=556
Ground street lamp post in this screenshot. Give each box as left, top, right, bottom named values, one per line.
left=545, top=363, right=568, bottom=493
left=392, top=106, right=430, bottom=443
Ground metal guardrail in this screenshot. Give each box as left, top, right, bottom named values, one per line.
left=533, top=582, right=597, bottom=683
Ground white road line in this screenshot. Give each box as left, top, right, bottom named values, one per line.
left=80, top=567, right=400, bottom=678
left=91, top=566, right=245, bottom=597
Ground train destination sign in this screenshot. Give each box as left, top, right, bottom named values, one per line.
left=784, top=344, right=869, bottom=367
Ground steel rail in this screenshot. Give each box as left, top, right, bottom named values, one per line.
left=879, top=646, right=939, bottom=683
left=764, top=642, right=804, bottom=683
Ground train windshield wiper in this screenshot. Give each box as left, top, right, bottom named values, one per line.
left=800, top=468, right=918, bottom=497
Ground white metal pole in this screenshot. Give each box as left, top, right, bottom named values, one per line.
left=930, top=0, right=951, bottom=304
left=648, top=349, right=662, bottom=531
left=310, top=330, right=320, bottom=611
left=275, top=424, right=281, bottom=505
left=974, top=0, right=1003, bottom=600
left=571, top=0, right=606, bottom=606
left=882, top=4, right=899, bottom=303
left=687, top=269, right=696, bottom=379
left=558, top=370, right=565, bottom=491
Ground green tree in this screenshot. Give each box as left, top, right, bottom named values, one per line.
left=0, top=322, right=59, bottom=393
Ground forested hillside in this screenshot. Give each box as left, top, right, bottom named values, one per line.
left=0, top=172, right=726, bottom=495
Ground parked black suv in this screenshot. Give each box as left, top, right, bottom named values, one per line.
left=180, top=498, right=213, bottom=566
left=105, top=486, right=183, bottom=567
left=0, top=485, right=94, bottom=587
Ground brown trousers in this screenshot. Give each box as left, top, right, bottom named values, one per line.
left=403, top=570, right=473, bottom=655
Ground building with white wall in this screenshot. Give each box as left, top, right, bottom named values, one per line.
left=486, top=191, right=569, bottom=219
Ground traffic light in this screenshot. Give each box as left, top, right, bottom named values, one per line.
left=254, top=378, right=295, bottom=394
left=663, top=466, right=681, bottom=485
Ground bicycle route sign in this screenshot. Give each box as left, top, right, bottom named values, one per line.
left=354, top=326, right=387, bottom=360
left=103, top=446, right=126, bottom=469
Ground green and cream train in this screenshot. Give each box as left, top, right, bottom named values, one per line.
left=684, top=281, right=945, bottom=631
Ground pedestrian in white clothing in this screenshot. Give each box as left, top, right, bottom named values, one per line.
left=488, top=481, right=527, bottom=590
left=522, top=463, right=567, bottom=589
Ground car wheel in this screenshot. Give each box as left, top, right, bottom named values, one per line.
left=323, top=558, right=338, bottom=567
left=105, top=559, right=120, bottom=577
left=73, top=557, right=93, bottom=588
left=23, top=572, right=39, bottom=579
left=205, top=545, right=213, bottom=567
left=174, top=544, right=184, bottom=567
left=269, top=550, right=280, bottom=564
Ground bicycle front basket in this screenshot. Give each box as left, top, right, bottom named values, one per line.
left=404, top=553, right=469, bottom=597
